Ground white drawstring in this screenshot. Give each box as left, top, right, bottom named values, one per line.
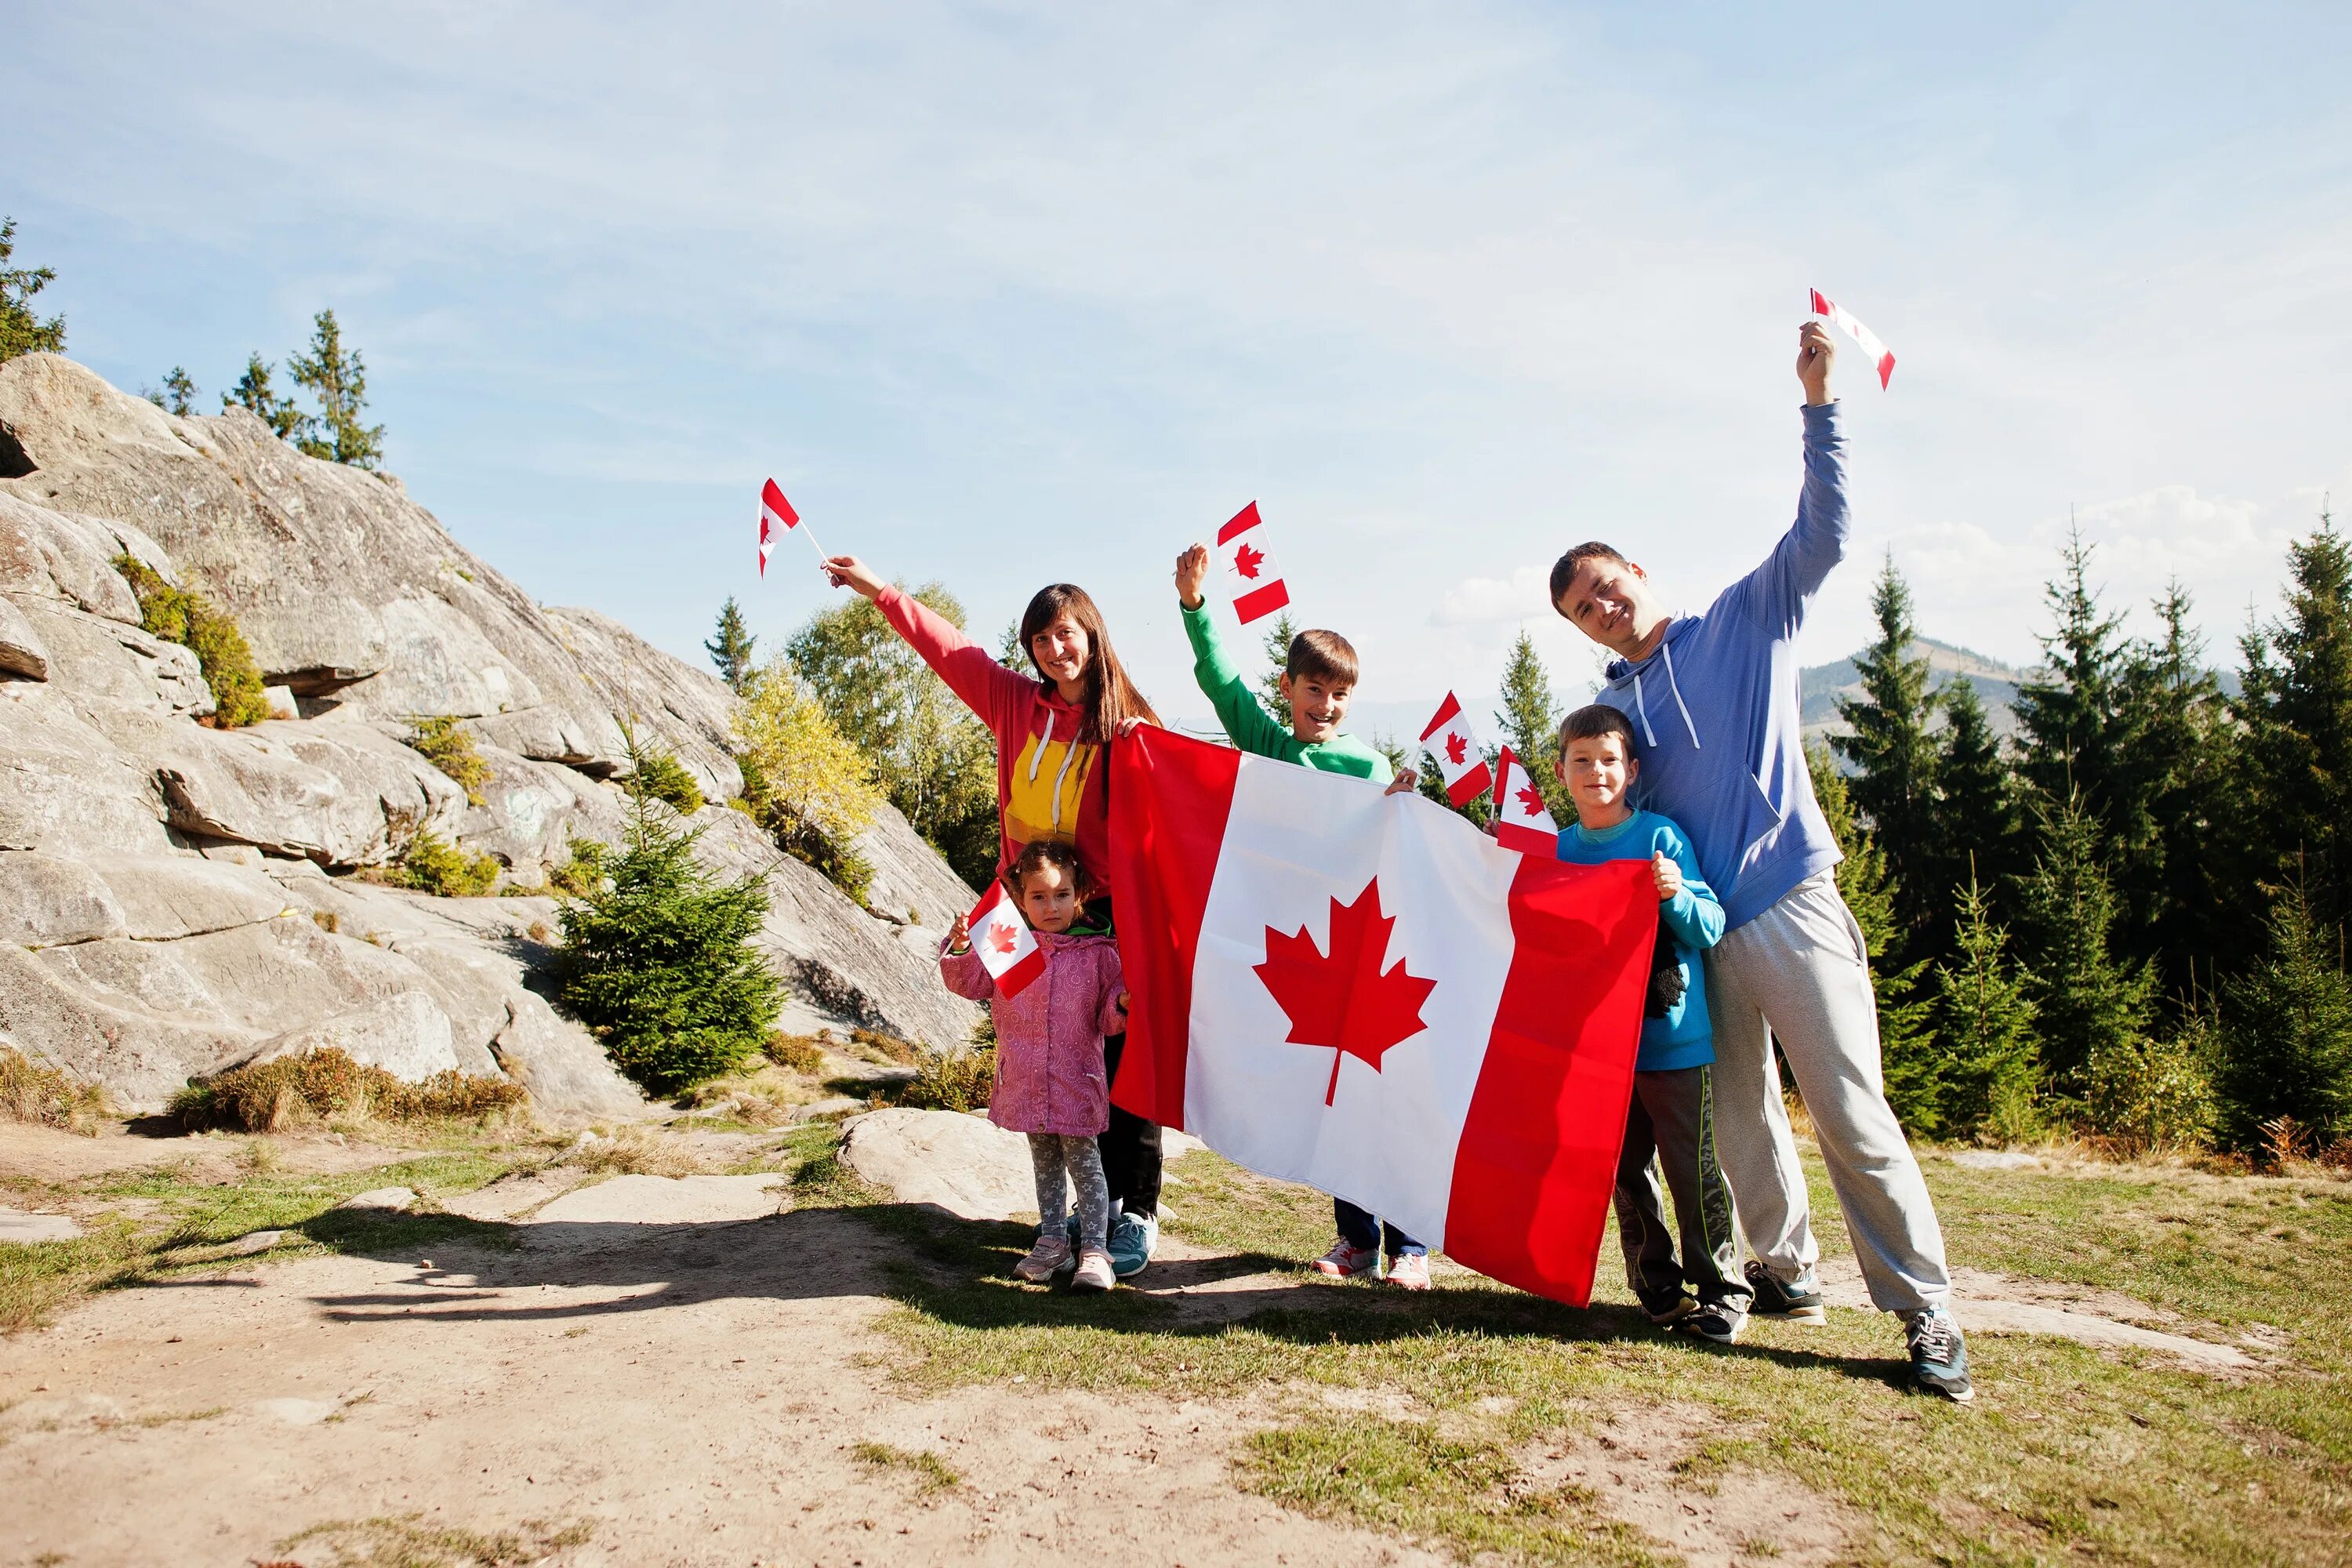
left=1629, top=673, right=1660, bottom=746
left=1025, top=724, right=1047, bottom=784
left=1046, top=733, right=1080, bottom=833
left=1658, top=639, right=1702, bottom=750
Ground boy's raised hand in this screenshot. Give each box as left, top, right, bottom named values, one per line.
left=1653, top=851, right=1682, bottom=901
left=1383, top=766, right=1420, bottom=797
left=1797, top=320, right=1837, bottom=406
left=822, top=555, right=886, bottom=601
left=1174, top=544, right=1210, bottom=610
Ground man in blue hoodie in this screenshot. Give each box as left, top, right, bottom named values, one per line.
left=1543, top=321, right=1972, bottom=1403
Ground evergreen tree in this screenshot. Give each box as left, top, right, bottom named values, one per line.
left=1832, top=554, right=1942, bottom=938
left=2216, top=873, right=2352, bottom=1155
left=147, top=368, right=198, bottom=416
left=706, top=596, right=757, bottom=692
left=0, top=216, right=66, bottom=362
left=2013, top=799, right=2154, bottom=1090
left=1925, top=677, right=2021, bottom=931
left=223, top=353, right=305, bottom=438
left=2013, top=524, right=2136, bottom=833
left=1930, top=870, right=2042, bottom=1142
left=287, top=309, right=386, bottom=468
left=2111, top=581, right=2233, bottom=984
left=2237, top=509, right=2352, bottom=935
left=1495, top=630, right=1570, bottom=821
left=1807, top=743, right=1940, bottom=1128
left=998, top=621, right=1026, bottom=671
left=1258, top=610, right=1298, bottom=729
left=552, top=785, right=782, bottom=1094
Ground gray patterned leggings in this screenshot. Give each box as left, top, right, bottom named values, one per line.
left=1028, top=1132, right=1110, bottom=1253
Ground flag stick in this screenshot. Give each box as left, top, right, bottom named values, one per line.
left=796, top=521, right=831, bottom=566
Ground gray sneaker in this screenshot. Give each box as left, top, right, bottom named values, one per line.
left=1680, top=1301, right=1748, bottom=1344
left=1906, top=1307, right=1974, bottom=1403
left=1744, top=1260, right=1826, bottom=1323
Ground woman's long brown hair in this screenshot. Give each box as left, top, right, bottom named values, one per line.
left=1017, top=583, right=1160, bottom=744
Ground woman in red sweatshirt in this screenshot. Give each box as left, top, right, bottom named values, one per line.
left=821, top=556, right=1166, bottom=1275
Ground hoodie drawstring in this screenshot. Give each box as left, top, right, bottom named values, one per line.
left=1025, top=718, right=1083, bottom=834
left=1629, top=673, right=1661, bottom=747
left=1658, top=639, right=1702, bottom=750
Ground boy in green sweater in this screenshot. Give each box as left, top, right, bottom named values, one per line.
left=1174, top=543, right=1428, bottom=1287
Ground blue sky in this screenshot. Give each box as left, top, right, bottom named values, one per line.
left=13, top=2, right=2350, bottom=734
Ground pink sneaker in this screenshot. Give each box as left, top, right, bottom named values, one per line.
left=1070, top=1247, right=1116, bottom=1293
left=1312, top=1238, right=1379, bottom=1279
left=1385, top=1253, right=1432, bottom=1290
left=1014, top=1235, right=1073, bottom=1282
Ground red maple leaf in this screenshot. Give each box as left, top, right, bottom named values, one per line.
left=1444, top=731, right=1468, bottom=767
left=1515, top=782, right=1546, bottom=815
left=1254, top=878, right=1436, bottom=1105
left=1233, top=542, right=1265, bottom=579
left=986, top=922, right=1019, bottom=955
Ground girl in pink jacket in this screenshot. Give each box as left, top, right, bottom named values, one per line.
left=941, top=840, right=1130, bottom=1290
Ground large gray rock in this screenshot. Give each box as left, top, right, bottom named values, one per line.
left=11, top=600, right=210, bottom=713
left=0, top=597, right=49, bottom=679
left=0, top=851, right=129, bottom=946
left=237, top=991, right=463, bottom=1082
left=0, top=683, right=176, bottom=857
left=840, top=1108, right=1035, bottom=1221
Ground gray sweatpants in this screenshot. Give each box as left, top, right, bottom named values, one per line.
left=1706, top=870, right=1951, bottom=1316
left=1614, top=1065, right=1751, bottom=1314
left=1029, top=1133, right=1110, bottom=1254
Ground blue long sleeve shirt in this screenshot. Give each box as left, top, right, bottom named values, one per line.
left=1553, top=810, right=1725, bottom=1072
left=1594, top=401, right=1849, bottom=931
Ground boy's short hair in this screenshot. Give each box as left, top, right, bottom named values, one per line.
left=1548, top=543, right=1629, bottom=608
left=1005, top=837, right=1087, bottom=901
left=1286, top=628, right=1359, bottom=687
left=1558, top=702, right=1636, bottom=759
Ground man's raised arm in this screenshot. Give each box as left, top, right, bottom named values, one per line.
left=1726, top=321, right=1849, bottom=637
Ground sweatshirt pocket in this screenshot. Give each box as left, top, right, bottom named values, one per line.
left=1737, top=768, right=1788, bottom=861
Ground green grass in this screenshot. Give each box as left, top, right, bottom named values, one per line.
left=275, top=1513, right=593, bottom=1567
left=849, top=1439, right=962, bottom=1495
left=859, top=1145, right=2352, bottom=1566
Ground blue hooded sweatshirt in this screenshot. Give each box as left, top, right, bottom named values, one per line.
left=1552, top=810, right=1725, bottom=1072
left=1594, top=401, right=1848, bottom=931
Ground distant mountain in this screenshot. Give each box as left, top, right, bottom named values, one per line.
left=1800, top=637, right=2027, bottom=743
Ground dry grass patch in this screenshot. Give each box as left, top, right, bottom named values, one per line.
left=274, top=1514, right=594, bottom=1567
left=564, top=1125, right=710, bottom=1178
left=168, top=1048, right=526, bottom=1134
left=0, top=1047, right=111, bottom=1136
left=850, top=1439, right=961, bottom=1497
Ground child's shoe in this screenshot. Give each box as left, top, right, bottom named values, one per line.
left=1641, top=1290, right=1699, bottom=1327
left=1384, top=1252, right=1432, bottom=1290
left=1743, top=1260, right=1826, bottom=1323
left=1680, top=1301, right=1747, bottom=1344
left=1311, top=1238, right=1379, bottom=1279
left=1014, top=1235, right=1073, bottom=1283
left=1070, top=1247, right=1116, bottom=1293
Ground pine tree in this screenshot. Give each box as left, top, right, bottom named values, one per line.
left=1832, top=554, right=1942, bottom=938
left=1808, top=743, right=1940, bottom=1129
left=223, top=353, right=305, bottom=438
left=287, top=309, right=386, bottom=468
left=997, top=621, right=1026, bottom=671
left=1931, top=870, right=2042, bottom=1142
left=2237, top=509, right=2352, bottom=934
left=553, top=785, right=782, bottom=1094
left=2013, top=798, right=2154, bottom=1090
left=0, top=217, right=66, bottom=362
left=2013, top=523, right=2135, bottom=831
left=2216, top=873, right=2352, bottom=1154
left=1258, top=610, right=1298, bottom=729
left=1495, top=630, right=1571, bottom=821
left=1925, top=677, right=2020, bottom=931
left=147, top=368, right=198, bottom=416
left=706, top=597, right=757, bottom=692
left=2111, top=581, right=2232, bottom=983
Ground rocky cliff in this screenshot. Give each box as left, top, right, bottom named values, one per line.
left=0, top=354, right=980, bottom=1115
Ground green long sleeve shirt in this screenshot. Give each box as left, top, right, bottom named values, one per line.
left=1182, top=603, right=1394, bottom=782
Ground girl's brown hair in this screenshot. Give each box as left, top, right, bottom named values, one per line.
left=1004, top=837, right=1088, bottom=905
left=1017, top=583, right=1161, bottom=743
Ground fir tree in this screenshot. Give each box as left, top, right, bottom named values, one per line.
left=147, top=368, right=198, bottom=416
left=0, top=216, right=66, bottom=362
left=998, top=621, right=1027, bottom=671
left=2216, top=873, right=2352, bottom=1154
left=287, top=309, right=386, bottom=468
left=706, top=596, right=757, bottom=692
left=2013, top=798, right=2154, bottom=1089
left=1258, top=610, right=1298, bottom=730
left=2237, top=508, right=2352, bottom=934
left=1832, top=554, right=1942, bottom=938
left=223, top=352, right=304, bottom=438
left=1808, top=743, right=1940, bottom=1128
left=2013, top=523, right=2135, bottom=831
left=1931, top=870, right=2042, bottom=1142
left=1926, top=677, right=2020, bottom=930
left=1495, top=630, right=1571, bottom=821
left=553, top=786, right=782, bottom=1094
left=2111, top=581, right=2232, bottom=982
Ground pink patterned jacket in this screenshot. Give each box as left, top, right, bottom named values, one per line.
left=939, top=930, right=1127, bottom=1137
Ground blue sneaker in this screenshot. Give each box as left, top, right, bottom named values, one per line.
left=1906, top=1307, right=1974, bottom=1403
left=1107, top=1210, right=1156, bottom=1278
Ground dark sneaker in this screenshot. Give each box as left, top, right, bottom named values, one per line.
left=1744, top=1260, right=1826, bottom=1323
left=1906, top=1307, right=1974, bottom=1403
left=1680, top=1302, right=1747, bottom=1344
left=1107, top=1210, right=1156, bottom=1279
left=1640, top=1290, right=1699, bottom=1327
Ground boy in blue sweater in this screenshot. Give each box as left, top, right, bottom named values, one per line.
left=1552, top=704, right=1751, bottom=1342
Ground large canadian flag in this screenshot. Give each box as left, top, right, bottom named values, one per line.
left=1109, top=728, right=1655, bottom=1307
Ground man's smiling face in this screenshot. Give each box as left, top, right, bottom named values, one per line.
left=1553, top=553, right=1668, bottom=660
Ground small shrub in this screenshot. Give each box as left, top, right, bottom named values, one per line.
left=310, top=908, right=340, bottom=934
left=0, top=1047, right=111, bottom=1134
left=563, top=1124, right=709, bottom=1177
left=547, top=835, right=606, bottom=896
left=168, top=1047, right=525, bottom=1132
left=625, top=746, right=704, bottom=815
left=2087, top=1026, right=2215, bottom=1154
left=896, top=1044, right=994, bottom=1112
left=114, top=554, right=270, bottom=726
left=398, top=831, right=501, bottom=897
left=404, top=715, right=494, bottom=805
left=525, top=920, right=551, bottom=943
left=764, top=1033, right=826, bottom=1075
left=851, top=1026, right=917, bottom=1065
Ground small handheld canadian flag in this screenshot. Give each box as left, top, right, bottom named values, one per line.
left=1808, top=288, right=1896, bottom=390
left=1217, top=502, right=1291, bottom=626
left=1490, top=746, right=1563, bottom=855
left=1418, top=692, right=1494, bottom=808
left=758, top=480, right=797, bottom=577
left=964, top=880, right=1047, bottom=999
